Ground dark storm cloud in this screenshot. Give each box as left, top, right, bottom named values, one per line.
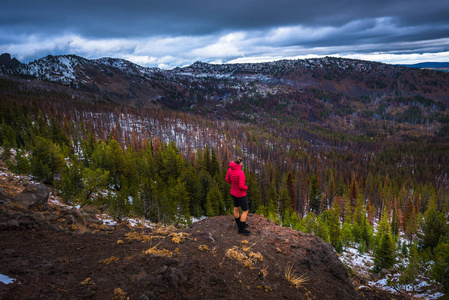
left=1, top=0, right=449, bottom=67
left=2, top=0, right=448, bottom=37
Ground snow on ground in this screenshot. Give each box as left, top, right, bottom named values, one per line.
left=367, top=273, right=445, bottom=299
left=0, top=274, right=16, bottom=284
left=339, top=245, right=445, bottom=299
left=340, top=246, right=374, bottom=277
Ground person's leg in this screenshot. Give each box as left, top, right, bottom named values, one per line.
left=240, top=210, right=248, bottom=222
left=238, top=196, right=250, bottom=235
left=234, top=207, right=240, bottom=218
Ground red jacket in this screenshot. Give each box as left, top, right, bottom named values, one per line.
left=225, top=161, right=248, bottom=197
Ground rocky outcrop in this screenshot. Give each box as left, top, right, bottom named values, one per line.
left=12, top=184, right=50, bottom=208
left=0, top=53, right=21, bottom=69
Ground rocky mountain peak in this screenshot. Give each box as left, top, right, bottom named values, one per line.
left=0, top=53, right=21, bottom=69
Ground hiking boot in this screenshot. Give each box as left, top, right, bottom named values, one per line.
left=238, top=221, right=250, bottom=235
left=235, top=217, right=249, bottom=228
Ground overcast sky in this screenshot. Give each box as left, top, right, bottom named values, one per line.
left=1, top=0, right=449, bottom=69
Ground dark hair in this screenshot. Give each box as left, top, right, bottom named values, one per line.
left=234, top=157, right=243, bottom=164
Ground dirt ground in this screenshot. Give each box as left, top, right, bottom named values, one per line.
left=0, top=212, right=410, bottom=300
left=0, top=161, right=409, bottom=299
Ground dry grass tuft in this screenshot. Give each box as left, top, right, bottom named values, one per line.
left=144, top=245, right=173, bottom=257
left=153, top=226, right=175, bottom=235
left=113, top=288, right=129, bottom=300
left=242, top=243, right=256, bottom=252
left=259, top=268, right=268, bottom=278
left=98, top=256, right=119, bottom=265
left=248, top=251, right=263, bottom=262
left=225, top=246, right=262, bottom=270
left=198, top=245, right=210, bottom=251
left=285, top=264, right=308, bottom=289
left=169, top=232, right=190, bottom=244
left=80, top=277, right=93, bottom=285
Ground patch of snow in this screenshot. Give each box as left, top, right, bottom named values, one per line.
left=0, top=274, right=16, bottom=284
left=102, top=218, right=117, bottom=226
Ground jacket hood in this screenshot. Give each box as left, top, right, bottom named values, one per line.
left=229, top=161, right=241, bottom=170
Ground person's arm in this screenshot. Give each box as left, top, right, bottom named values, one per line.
left=239, top=172, right=248, bottom=191
left=225, top=169, right=231, bottom=184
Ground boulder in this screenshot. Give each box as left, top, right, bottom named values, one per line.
left=12, top=184, right=50, bottom=208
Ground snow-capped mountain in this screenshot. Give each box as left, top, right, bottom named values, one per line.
left=1, top=53, right=449, bottom=109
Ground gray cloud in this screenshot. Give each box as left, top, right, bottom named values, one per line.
left=0, top=0, right=448, bottom=67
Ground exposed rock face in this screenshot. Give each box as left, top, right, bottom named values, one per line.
left=12, top=184, right=50, bottom=208
left=0, top=53, right=21, bottom=69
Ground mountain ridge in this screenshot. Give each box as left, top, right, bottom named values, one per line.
left=1, top=52, right=449, bottom=141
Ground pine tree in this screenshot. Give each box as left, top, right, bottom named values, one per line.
left=286, top=171, right=296, bottom=211
left=30, top=137, right=65, bottom=184
left=15, top=149, right=30, bottom=175
left=206, top=183, right=222, bottom=217
left=391, top=203, right=399, bottom=236
left=329, top=201, right=342, bottom=250
left=203, top=145, right=211, bottom=175
left=172, top=178, right=191, bottom=225
left=267, top=181, right=279, bottom=224
left=374, top=206, right=396, bottom=272
left=210, top=147, right=220, bottom=176
left=309, top=172, right=321, bottom=214
left=341, top=218, right=354, bottom=249
left=420, top=200, right=449, bottom=251
left=399, top=243, right=421, bottom=285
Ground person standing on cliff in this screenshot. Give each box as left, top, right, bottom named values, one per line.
left=225, top=157, right=250, bottom=235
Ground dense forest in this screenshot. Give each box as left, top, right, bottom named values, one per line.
left=1, top=75, right=448, bottom=292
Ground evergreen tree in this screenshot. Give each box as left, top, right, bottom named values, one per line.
left=419, top=200, right=449, bottom=251
left=30, top=137, right=65, bottom=184
left=309, top=172, right=321, bottom=214
left=391, top=204, right=399, bottom=236
left=246, top=171, right=263, bottom=213
left=15, top=149, right=30, bottom=175
left=432, top=242, right=449, bottom=292
left=205, top=183, right=222, bottom=217
left=374, top=207, right=396, bottom=272
left=267, top=181, right=279, bottom=224
left=203, top=145, right=211, bottom=175
left=172, top=178, right=191, bottom=225
left=316, top=216, right=330, bottom=243
left=210, top=147, right=220, bottom=176
left=399, top=243, right=421, bottom=285
left=329, top=201, right=342, bottom=250
left=57, top=157, right=84, bottom=203
left=341, top=217, right=354, bottom=248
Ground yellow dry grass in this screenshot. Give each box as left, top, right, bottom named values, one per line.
left=112, top=288, right=129, bottom=300
left=169, top=232, right=190, bottom=244
left=285, top=264, right=308, bottom=289
left=80, top=277, right=93, bottom=285
left=98, top=256, right=119, bottom=265
left=242, top=243, right=256, bottom=252
left=144, top=245, right=173, bottom=257
left=198, top=245, right=210, bottom=251
left=248, top=251, right=263, bottom=262
left=225, top=246, right=263, bottom=270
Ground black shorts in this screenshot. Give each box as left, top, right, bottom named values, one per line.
left=232, top=195, right=249, bottom=212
